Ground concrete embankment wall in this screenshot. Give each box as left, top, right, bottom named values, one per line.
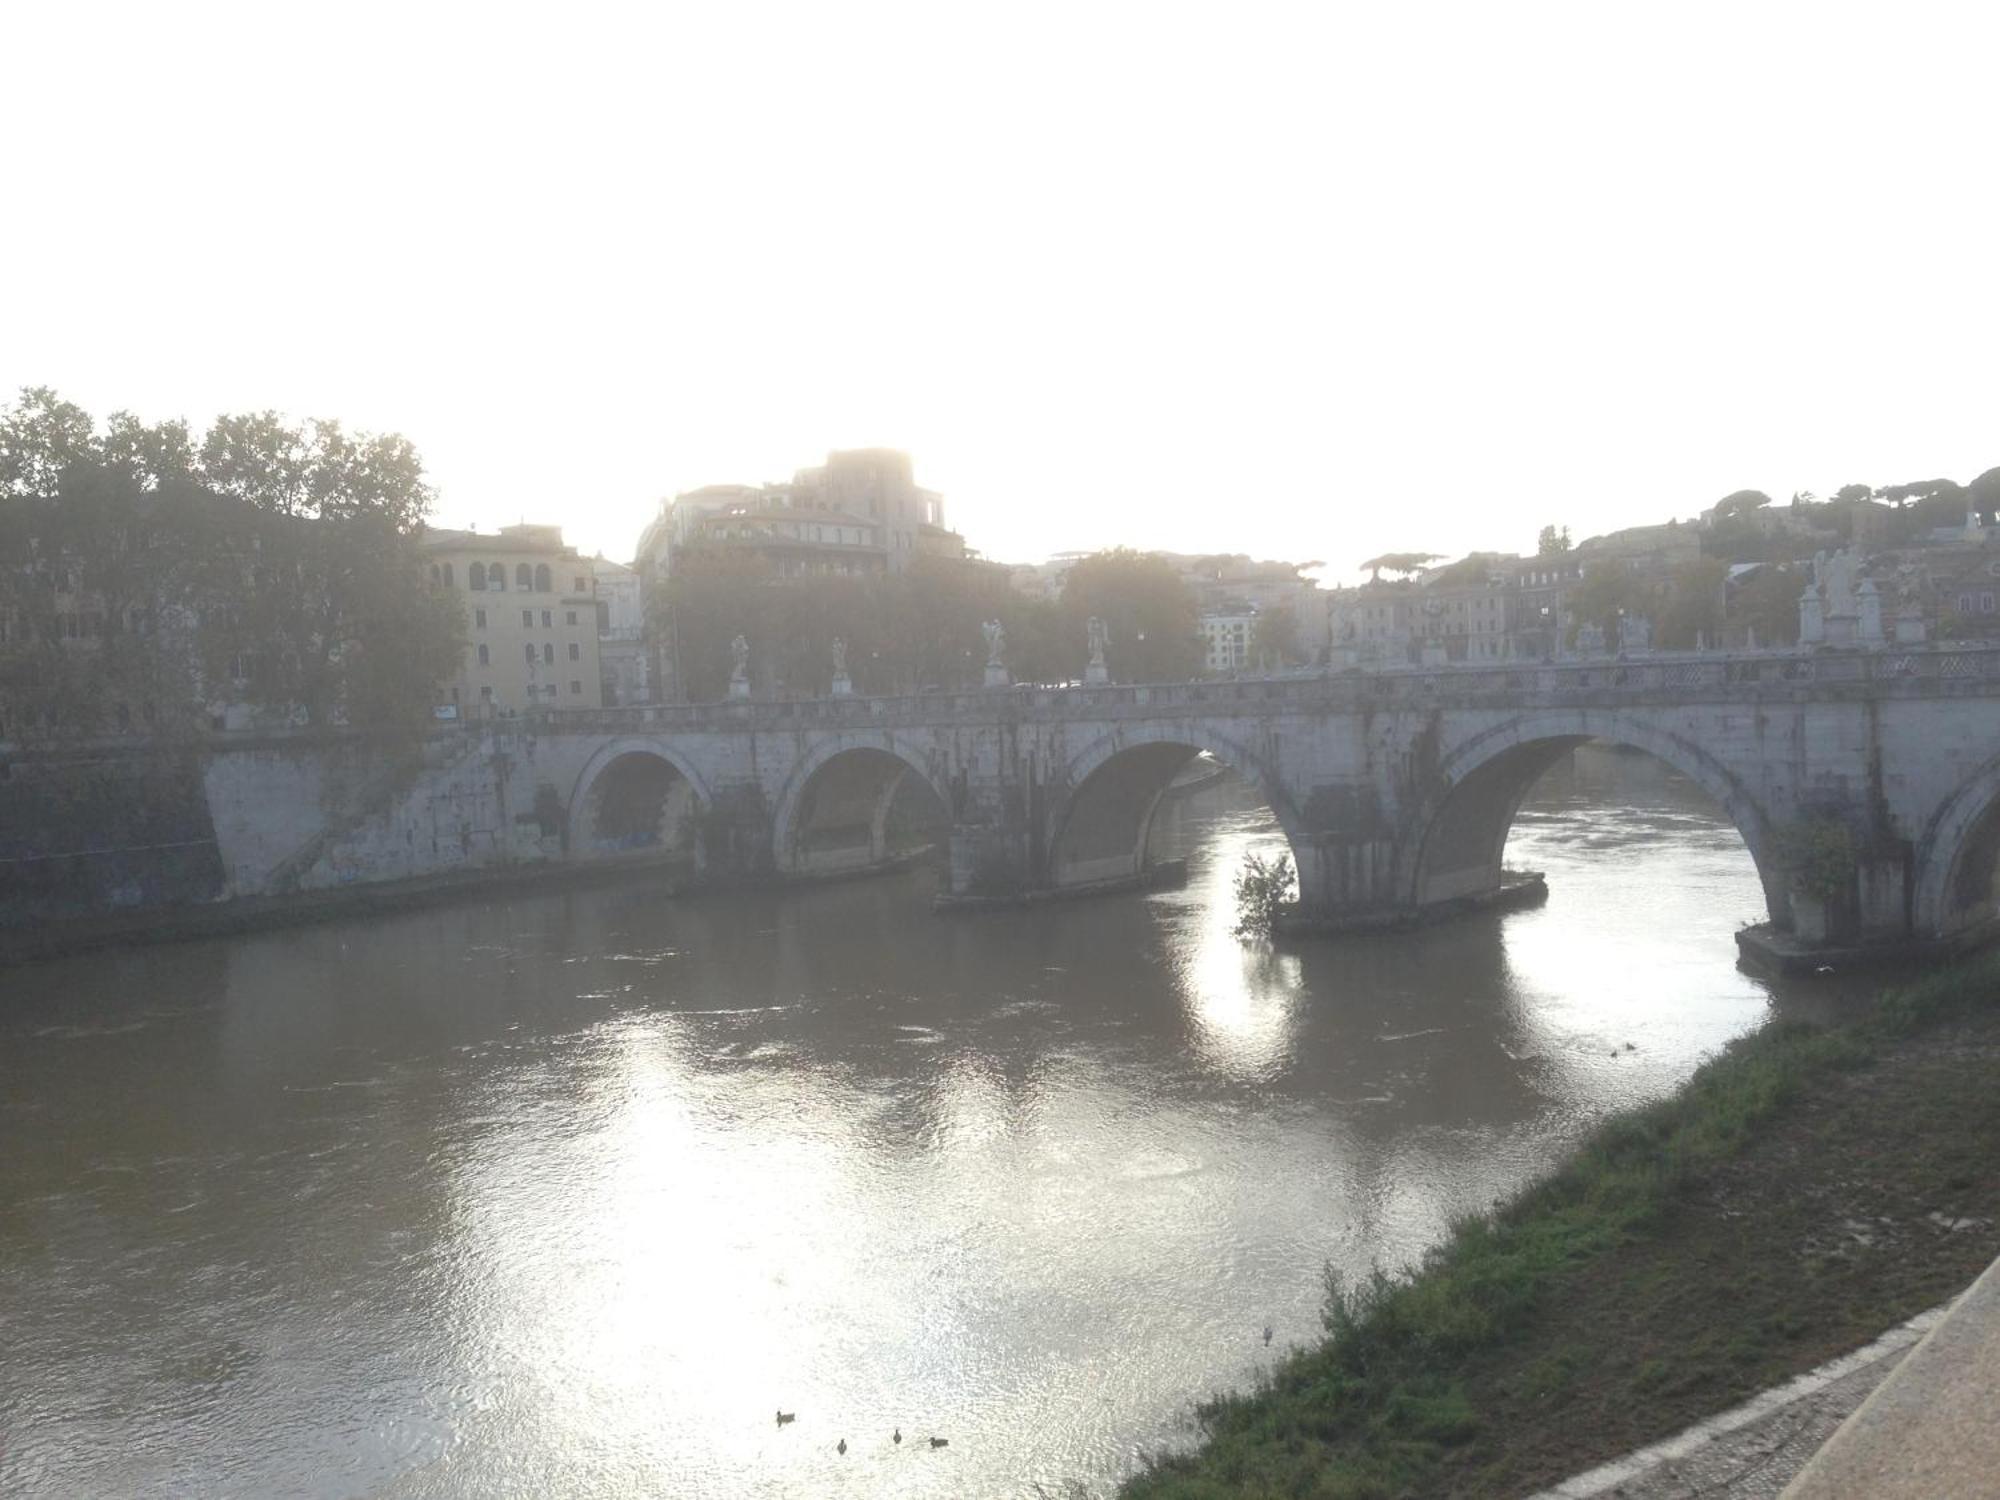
left=0, top=752, right=224, bottom=922
left=2, top=731, right=572, bottom=939
left=200, top=731, right=560, bottom=898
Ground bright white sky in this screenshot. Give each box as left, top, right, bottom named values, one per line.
left=4, top=2, right=1996, bottom=582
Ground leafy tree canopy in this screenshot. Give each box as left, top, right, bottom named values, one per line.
left=1713, top=489, right=1772, bottom=518
left=0, top=387, right=457, bottom=737
left=1966, top=466, right=2000, bottom=523
left=1057, top=549, right=1201, bottom=683
left=1358, top=552, right=1442, bottom=582
left=1536, top=524, right=1572, bottom=557
left=1877, top=477, right=1964, bottom=506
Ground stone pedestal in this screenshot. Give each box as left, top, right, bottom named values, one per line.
left=984, top=663, right=1011, bottom=689
left=830, top=673, right=853, bottom=697
left=1084, top=662, right=1109, bottom=685
left=728, top=676, right=751, bottom=700
left=1895, top=611, right=1928, bottom=645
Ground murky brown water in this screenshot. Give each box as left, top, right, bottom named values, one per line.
left=1, top=748, right=1844, bottom=1498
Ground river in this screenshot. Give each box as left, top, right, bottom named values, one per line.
left=0, top=746, right=1843, bottom=1498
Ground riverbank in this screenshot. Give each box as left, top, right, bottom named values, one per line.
left=1122, top=955, right=2000, bottom=1499
left=0, top=852, right=699, bottom=968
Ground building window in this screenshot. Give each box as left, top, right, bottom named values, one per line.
left=574, top=575, right=586, bottom=592
left=567, top=642, right=580, bottom=660
left=535, top=563, right=552, bottom=593
left=480, top=685, right=492, bottom=701
left=570, top=679, right=582, bottom=695
left=477, top=644, right=489, bottom=666
left=443, top=562, right=454, bottom=588
left=524, top=643, right=536, bottom=664
left=541, top=609, right=552, bottom=628
left=488, top=562, right=505, bottom=591
left=543, top=643, right=554, bottom=664
left=519, top=609, right=531, bottom=628
left=475, top=608, right=487, bottom=629
left=1960, top=593, right=1975, bottom=613
left=516, top=563, right=533, bottom=590
left=470, top=562, right=487, bottom=590
left=1985, top=593, right=1996, bottom=615
left=566, top=610, right=577, bottom=626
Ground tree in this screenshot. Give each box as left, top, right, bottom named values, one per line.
left=1831, top=483, right=1873, bottom=505
left=1058, top=549, right=1200, bottom=683
left=1714, top=489, right=1772, bottom=518
left=0, top=387, right=100, bottom=500
left=1877, top=477, right=1962, bottom=507
left=652, top=550, right=1067, bottom=700
left=1567, top=564, right=1650, bottom=644
left=1536, top=525, right=1572, bottom=557
left=0, top=390, right=459, bottom=737
left=1967, top=467, right=2000, bottom=525
left=1357, top=552, right=1442, bottom=582
left=1727, top=562, right=1802, bottom=647
left=1656, top=557, right=1728, bottom=649
left=1251, top=600, right=1307, bottom=669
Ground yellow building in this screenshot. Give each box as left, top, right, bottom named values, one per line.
left=420, top=525, right=604, bottom=717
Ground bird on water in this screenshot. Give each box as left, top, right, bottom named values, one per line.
left=929, top=1436, right=949, bottom=1449
left=893, top=1426, right=902, bottom=1445
left=836, top=1439, right=847, bottom=1456
left=775, top=1410, right=795, bottom=1427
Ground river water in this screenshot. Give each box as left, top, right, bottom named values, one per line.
left=1, top=748, right=1838, bottom=1498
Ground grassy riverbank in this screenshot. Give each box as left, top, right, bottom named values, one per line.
left=1123, top=956, right=2000, bottom=1500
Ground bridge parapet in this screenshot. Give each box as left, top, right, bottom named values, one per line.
left=531, top=643, right=2000, bottom=738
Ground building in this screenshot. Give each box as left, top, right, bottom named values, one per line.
left=420, top=525, right=604, bottom=717
left=592, top=557, right=650, bottom=706
left=1507, top=554, right=1582, bottom=660
left=634, top=449, right=965, bottom=585
left=1198, top=611, right=1256, bottom=673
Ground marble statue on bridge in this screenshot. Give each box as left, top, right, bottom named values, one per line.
left=1086, top=616, right=1110, bottom=685
left=729, top=634, right=751, bottom=699
left=983, top=619, right=1010, bottom=689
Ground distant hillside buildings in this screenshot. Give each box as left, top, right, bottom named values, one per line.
left=635, top=449, right=967, bottom=584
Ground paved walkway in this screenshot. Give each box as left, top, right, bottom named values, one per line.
left=1782, top=1251, right=2000, bottom=1498
left=1528, top=1306, right=1946, bottom=1499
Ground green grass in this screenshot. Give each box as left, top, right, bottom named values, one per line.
left=1120, top=954, right=2000, bottom=1500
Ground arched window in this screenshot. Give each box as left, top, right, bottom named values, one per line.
left=442, top=562, right=454, bottom=587
left=543, top=643, right=555, bottom=665
left=470, top=562, right=487, bottom=591
left=488, top=562, right=505, bottom=590
left=429, top=564, right=440, bottom=585
left=516, top=563, right=533, bottom=590
left=534, top=563, right=551, bottom=593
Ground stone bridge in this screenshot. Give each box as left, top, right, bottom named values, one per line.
left=203, top=645, right=2000, bottom=955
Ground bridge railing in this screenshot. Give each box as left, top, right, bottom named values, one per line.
left=525, top=643, right=2000, bottom=734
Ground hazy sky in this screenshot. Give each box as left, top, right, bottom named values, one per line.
left=5, top=2, right=1996, bottom=580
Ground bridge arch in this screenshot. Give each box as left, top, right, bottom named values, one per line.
left=770, top=736, right=953, bottom=878
left=1912, top=752, right=2000, bottom=939
left=1045, top=724, right=1307, bottom=893
left=1405, top=709, right=1788, bottom=924
left=568, top=738, right=711, bottom=863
